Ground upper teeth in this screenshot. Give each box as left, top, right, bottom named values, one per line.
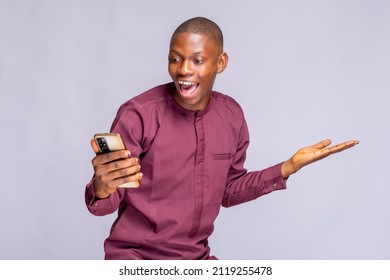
left=179, top=81, right=196, bottom=85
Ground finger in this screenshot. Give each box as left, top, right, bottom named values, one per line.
left=94, top=157, right=139, bottom=181
left=105, top=157, right=139, bottom=173
left=92, top=150, right=131, bottom=166
left=90, top=139, right=100, bottom=154
left=325, top=140, right=359, bottom=155
left=111, top=172, right=143, bottom=189
left=105, top=163, right=142, bottom=182
left=313, top=139, right=332, bottom=150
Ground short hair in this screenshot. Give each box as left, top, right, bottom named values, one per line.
left=171, top=17, right=224, bottom=51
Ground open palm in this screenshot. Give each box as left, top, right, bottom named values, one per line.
left=282, top=139, right=359, bottom=177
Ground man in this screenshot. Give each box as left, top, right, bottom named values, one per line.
left=85, top=17, right=358, bottom=259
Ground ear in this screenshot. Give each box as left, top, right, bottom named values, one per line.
left=217, top=52, right=229, bottom=74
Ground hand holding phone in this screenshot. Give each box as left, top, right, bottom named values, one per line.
left=91, top=133, right=141, bottom=190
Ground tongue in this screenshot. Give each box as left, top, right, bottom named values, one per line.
left=180, top=84, right=197, bottom=97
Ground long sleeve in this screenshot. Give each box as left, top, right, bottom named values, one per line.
left=221, top=119, right=287, bottom=207
left=85, top=178, right=126, bottom=216
left=84, top=98, right=148, bottom=217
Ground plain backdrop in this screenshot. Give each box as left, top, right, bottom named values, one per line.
left=0, top=0, right=389, bottom=259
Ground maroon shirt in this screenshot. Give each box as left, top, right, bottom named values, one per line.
left=85, top=83, right=287, bottom=259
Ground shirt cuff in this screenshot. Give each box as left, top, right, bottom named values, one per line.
left=85, top=178, right=114, bottom=216
left=256, top=162, right=287, bottom=197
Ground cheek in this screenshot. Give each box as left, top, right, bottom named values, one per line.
left=199, top=63, right=218, bottom=77
left=198, top=69, right=217, bottom=84
left=168, top=65, right=176, bottom=77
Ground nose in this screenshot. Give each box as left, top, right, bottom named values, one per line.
left=178, top=60, right=193, bottom=76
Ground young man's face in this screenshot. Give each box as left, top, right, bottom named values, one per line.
left=168, top=32, right=228, bottom=111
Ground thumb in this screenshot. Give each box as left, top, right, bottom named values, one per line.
left=90, top=138, right=100, bottom=154
left=314, top=139, right=332, bottom=149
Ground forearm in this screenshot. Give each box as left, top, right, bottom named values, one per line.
left=281, top=158, right=299, bottom=179
left=222, top=162, right=287, bottom=207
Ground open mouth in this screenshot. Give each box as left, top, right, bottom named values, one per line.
left=178, top=81, right=199, bottom=97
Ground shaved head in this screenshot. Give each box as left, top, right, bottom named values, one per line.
left=171, top=17, right=224, bottom=52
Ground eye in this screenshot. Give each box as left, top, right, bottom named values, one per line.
left=169, top=57, right=180, bottom=63
left=194, top=58, right=204, bottom=64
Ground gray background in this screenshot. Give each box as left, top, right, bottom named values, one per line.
left=0, top=0, right=389, bottom=259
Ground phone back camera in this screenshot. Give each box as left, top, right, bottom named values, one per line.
left=96, top=138, right=110, bottom=153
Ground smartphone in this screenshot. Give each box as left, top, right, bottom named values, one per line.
left=93, top=133, right=126, bottom=154
left=92, top=133, right=140, bottom=188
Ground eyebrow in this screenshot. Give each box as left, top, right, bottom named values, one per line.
left=169, top=50, right=205, bottom=56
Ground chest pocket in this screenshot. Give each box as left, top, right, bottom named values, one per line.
left=212, top=153, right=231, bottom=160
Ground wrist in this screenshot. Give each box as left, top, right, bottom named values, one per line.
left=281, top=158, right=297, bottom=179
left=95, top=192, right=110, bottom=200
left=94, top=183, right=110, bottom=199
